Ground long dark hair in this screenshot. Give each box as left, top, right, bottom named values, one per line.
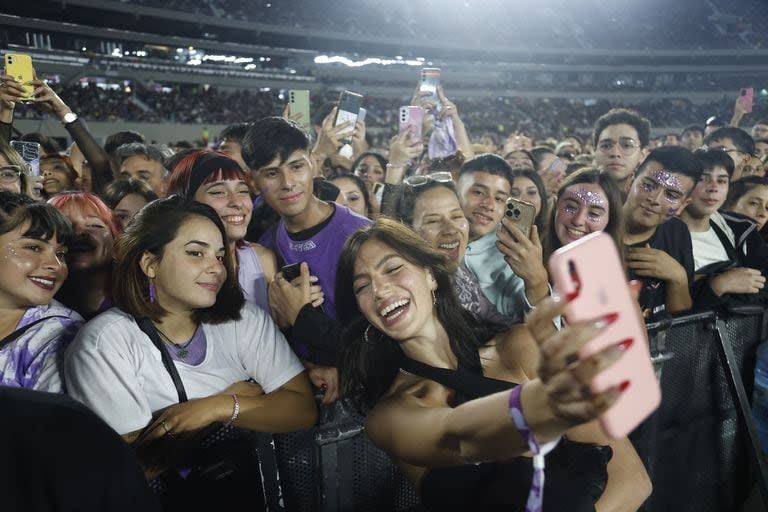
left=542, top=167, right=625, bottom=265
left=336, top=218, right=485, bottom=410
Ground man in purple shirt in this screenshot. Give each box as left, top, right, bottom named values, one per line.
left=242, top=117, right=370, bottom=403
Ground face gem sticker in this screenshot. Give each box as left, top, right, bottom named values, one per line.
left=646, top=169, right=684, bottom=196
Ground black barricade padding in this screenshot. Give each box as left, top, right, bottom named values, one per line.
left=631, top=310, right=766, bottom=512
left=272, top=398, right=421, bottom=512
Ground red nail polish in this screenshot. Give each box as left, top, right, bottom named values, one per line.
left=618, top=380, right=631, bottom=392
left=616, top=338, right=633, bottom=351
left=604, top=312, right=619, bottom=325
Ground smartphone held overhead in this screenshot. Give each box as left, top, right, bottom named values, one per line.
left=419, top=67, right=441, bottom=106
left=548, top=231, right=661, bottom=439
left=739, top=87, right=754, bottom=114
left=4, top=53, right=34, bottom=101
left=398, top=106, right=424, bottom=139
left=334, top=90, right=363, bottom=142
left=288, top=89, right=311, bottom=129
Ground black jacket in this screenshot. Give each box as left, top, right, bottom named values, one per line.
left=691, top=211, right=768, bottom=310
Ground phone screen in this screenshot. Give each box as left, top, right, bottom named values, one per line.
left=11, top=140, right=40, bottom=176
left=420, top=68, right=441, bottom=106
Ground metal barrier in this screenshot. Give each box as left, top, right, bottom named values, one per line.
left=632, top=308, right=768, bottom=512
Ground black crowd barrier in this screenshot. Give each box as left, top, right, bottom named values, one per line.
left=235, top=308, right=768, bottom=511
left=631, top=307, right=768, bottom=512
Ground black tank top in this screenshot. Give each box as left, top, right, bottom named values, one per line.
left=399, top=354, right=612, bottom=511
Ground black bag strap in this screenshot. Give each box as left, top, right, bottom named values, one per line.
left=135, top=316, right=188, bottom=403
left=0, top=315, right=69, bottom=351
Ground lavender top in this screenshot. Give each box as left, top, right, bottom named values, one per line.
left=0, top=301, right=83, bottom=392
left=259, top=204, right=371, bottom=320
left=237, top=243, right=271, bottom=313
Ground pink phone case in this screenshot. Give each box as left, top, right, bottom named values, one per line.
left=399, top=106, right=424, bottom=139
left=739, top=88, right=754, bottom=114
left=548, top=231, right=661, bottom=439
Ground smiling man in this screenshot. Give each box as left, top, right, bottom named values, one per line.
left=622, top=146, right=701, bottom=319
left=592, top=108, right=652, bottom=198
left=242, top=117, right=369, bottom=397
left=458, top=154, right=550, bottom=322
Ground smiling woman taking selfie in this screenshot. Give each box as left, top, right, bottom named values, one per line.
left=64, top=197, right=315, bottom=511
left=0, top=192, right=82, bottom=391
left=336, top=218, right=650, bottom=511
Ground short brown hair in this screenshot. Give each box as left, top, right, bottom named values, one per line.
left=112, top=196, right=244, bottom=323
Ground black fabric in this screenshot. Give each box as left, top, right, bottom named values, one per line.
left=626, top=217, right=694, bottom=321
left=399, top=354, right=612, bottom=511
left=0, top=387, right=161, bottom=512
left=0, top=315, right=68, bottom=351
left=691, top=211, right=768, bottom=310
left=284, top=201, right=336, bottom=241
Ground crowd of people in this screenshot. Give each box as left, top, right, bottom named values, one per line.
left=2, top=63, right=768, bottom=511
left=12, top=80, right=768, bottom=145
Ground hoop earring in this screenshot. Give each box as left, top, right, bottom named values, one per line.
left=149, top=281, right=156, bottom=304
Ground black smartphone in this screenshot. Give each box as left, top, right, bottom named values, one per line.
left=281, top=262, right=302, bottom=282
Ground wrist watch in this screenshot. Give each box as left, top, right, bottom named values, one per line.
left=62, top=112, right=78, bottom=125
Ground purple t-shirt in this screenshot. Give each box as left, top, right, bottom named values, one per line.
left=259, top=203, right=371, bottom=320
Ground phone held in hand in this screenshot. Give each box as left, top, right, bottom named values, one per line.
left=334, top=90, right=363, bottom=143
left=548, top=231, right=661, bottom=439
left=504, top=197, right=536, bottom=239
left=398, top=106, right=424, bottom=139
left=739, top=87, right=754, bottom=114
left=10, top=140, right=40, bottom=176
left=4, top=53, right=34, bottom=101
left=288, top=89, right=311, bottom=130
left=281, top=262, right=303, bottom=282
left=419, top=68, right=441, bottom=106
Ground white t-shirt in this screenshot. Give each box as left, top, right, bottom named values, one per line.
left=690, top=227, right=730, bottom=271
left=64, top=303, right=304, bottom=434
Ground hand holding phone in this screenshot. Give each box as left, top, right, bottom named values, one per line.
left=4, top=54, right=34, bottom=102
left=504, top=198, right=536, bottom=239
left=548, top=232, right=661, bottom=439
left=280, top=262, right=303, bottom=282
left=399, top=106, right=424, bottom=140
left=419, top=68, right=441, bottom=107
left=334, top=90, right=363, bottom=143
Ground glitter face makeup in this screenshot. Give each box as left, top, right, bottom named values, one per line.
left=554, top=183, right=610, bottom=245
left=638, top=169, right=685, bottom=203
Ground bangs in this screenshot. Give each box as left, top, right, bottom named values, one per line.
left=48, top=192, right=121, bottom=239
left=8, top=203, right=73, bottom=243
left=201, top=166, right=250, bottom=187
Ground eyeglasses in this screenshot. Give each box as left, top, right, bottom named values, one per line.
left=0, top=166, right=22, bottom=183
left=596, top=139, right=640, bottom=154
left=403, top=171, right=453, bottom=187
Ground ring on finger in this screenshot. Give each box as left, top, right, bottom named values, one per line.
left=162, top=420, right=172, bottom=436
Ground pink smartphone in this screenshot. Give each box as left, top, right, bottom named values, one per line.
left=739, top=88, right=754, bottom=114
left=548, top=231, right=660, bottom=439
left=398, top=106, right=424, bottom=139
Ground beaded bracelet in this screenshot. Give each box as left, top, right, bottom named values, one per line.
left=224, top=393, right=240, bottom=427
left=508, top=384, right=561, bottom=512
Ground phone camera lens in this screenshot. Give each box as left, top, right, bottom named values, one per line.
left=512, top=208, right=521, bottom=218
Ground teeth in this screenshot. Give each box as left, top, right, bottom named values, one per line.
left=380, top=299, right=409, bottom=317
left=224, top=215, right=244, bottom=223
left=567, top=228, right=585, bottom=237
left=30, top=277, right=55, bottom=287
left=439, top=241, right=459, bottom=249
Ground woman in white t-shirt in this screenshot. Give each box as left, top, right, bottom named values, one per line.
left=64, top=197, right=316, bottom=471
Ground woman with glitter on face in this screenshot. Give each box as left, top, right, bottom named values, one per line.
left=542, top=168, right=625, bottom=265
left=0, top=192, right=83, bottom=392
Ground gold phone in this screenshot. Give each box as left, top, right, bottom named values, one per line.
left=505, top=197, right=536, bottom=238
left=4, top=53, right=34, bottom=101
